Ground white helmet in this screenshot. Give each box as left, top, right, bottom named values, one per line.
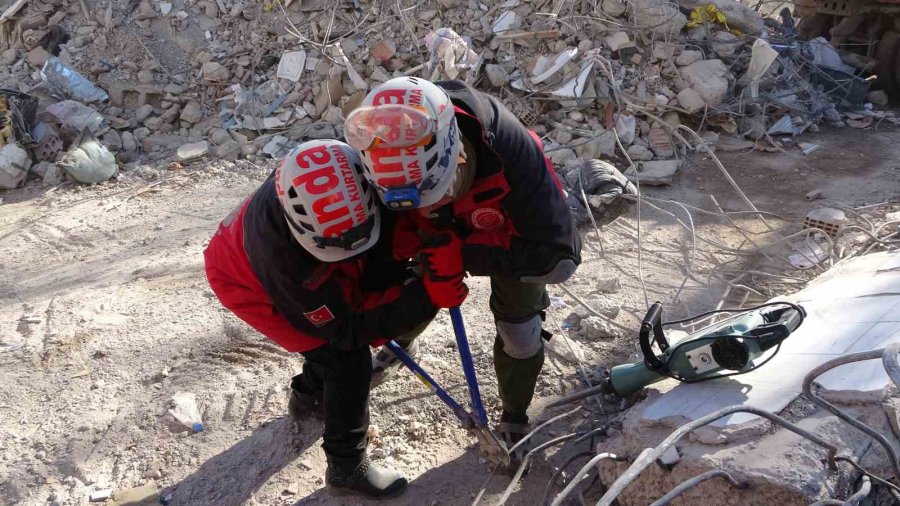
left=344, top=77, right=461, bottom=209
left=275, top=140, right=381, bottom=262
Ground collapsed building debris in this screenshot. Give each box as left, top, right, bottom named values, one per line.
left=0, top=0, right=895, bottom=191
left=540, top=243, right=900, bottom=505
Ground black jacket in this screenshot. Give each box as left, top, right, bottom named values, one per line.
left=436, top=80, right=582, bottom=279
left=240, top=176, right=437, bottom=350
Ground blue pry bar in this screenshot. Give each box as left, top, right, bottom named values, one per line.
left=449, top=306, right=489, bottom=427
left=384, top=340, right=472, bottom=426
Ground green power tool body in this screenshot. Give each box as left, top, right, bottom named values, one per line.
left=548, top=301, right=806, bottom=407
left=606, top=301, right=806, bottom=397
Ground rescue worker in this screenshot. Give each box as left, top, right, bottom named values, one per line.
left=203, top=140, right=439, bottom=498
left=344, top=77, right=595, bottom=466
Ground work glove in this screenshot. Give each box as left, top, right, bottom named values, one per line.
left=392, top=212, right=424, bottom=261
left=420, top=232, right=468, bottom=308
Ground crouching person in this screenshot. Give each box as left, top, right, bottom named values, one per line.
left=203, top=140, right=437, bottom=498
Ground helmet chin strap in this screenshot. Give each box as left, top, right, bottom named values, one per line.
left=312, top=217, right=377, bottom=251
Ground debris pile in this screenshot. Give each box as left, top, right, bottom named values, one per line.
left=0, top=0, right=896, bottom=190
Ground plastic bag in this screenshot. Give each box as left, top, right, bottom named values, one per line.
left=423, top=28, right=480, bottom=80
left=168, top=392, right=204, bottom=433
left=41, top=56, right=109, bottom=103
left=44, top=100, right=107, bottom=134
left=57, top=138, right=117, bottom=184
left=615, top=114, right=636, bottom=145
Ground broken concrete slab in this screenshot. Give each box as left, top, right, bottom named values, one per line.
left=625, top=160, right=682, bottom=185
left=25, top=46, right=49, bottom=67
left=575, top=131, right=616, bottom=159
left=112, top=483, right=159, bottom=505
left=675, top=50, right=702, bottom=67
left=603, top=31, right=631, bottom=52
left=200, top=61, right=229, bottom=83
left=601, top=0, right=626, bottom=17
left=711, top=31, right=741, bottom=58
left=626, top=144, right=653, bottom=161
left=676, top=87, right=705, bottom=113
left=597, top=403, right=873, bottom=505
left=484, top=64, right=509, bottom=87
left=108, top=83, right=164, bottom=109
left=679, top=59, right=731, bottom=107
left=371, top=39, right=397, bottom=65
left=179, top=101, right=202, bottom=124
left=548, top=148, right=577, bottom=166
left=209, top=128, right=232, bottom=145
left=631, top=0, right=686, bottom=34
left=215, top=140, right=240, bottom=158
left=176, top=141, right=209, bottom=161
left=579, top=316, right=620, bottom=339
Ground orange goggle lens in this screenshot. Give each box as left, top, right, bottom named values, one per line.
left=345, top=105, right=437, bottom=150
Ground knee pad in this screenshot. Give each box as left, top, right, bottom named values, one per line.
left=496, top=314, right=544, bottom=359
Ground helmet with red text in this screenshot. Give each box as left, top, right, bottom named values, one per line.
left=275, top=140, right=381, bottom=262
left=344, top=77, right=461, bottom=210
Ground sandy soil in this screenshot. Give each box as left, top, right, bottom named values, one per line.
left=1, top=126, right=898, bottom=506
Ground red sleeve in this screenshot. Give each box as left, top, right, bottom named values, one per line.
left=202, top=199, right=325, bottom=353
left=205, top=263, right=323, bottom=353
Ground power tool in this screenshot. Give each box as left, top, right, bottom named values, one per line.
left=549, top=301, right=806, bottom=406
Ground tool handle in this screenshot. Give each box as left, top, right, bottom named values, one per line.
left=752, top=303, right=806, bottom=351
left=639, top=301, right=667, bottom=370
left=449, top=306, right=489, bottom=427
left=385, top=341, right=473, bottom=426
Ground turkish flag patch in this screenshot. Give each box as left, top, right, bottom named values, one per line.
left=304, top=305, right=335, bottom=327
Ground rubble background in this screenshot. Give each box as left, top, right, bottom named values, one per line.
left=0, top=0, right=897, bottom=189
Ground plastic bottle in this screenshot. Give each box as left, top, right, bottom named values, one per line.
left=168, top=392, right=204, bottom=433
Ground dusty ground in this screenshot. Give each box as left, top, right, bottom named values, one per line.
left=1, top=125, right=899, bottom=506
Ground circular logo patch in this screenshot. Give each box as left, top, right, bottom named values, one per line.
left=471, top=208, right=505, bottom=230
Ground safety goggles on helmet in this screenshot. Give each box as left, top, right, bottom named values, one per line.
left=344, top=104, right=442, bottom=151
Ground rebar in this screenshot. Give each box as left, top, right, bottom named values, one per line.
left=496, top=433, right=581, bottom=506
left=845, top=476, right=871, bottom=505
left=595, top=405, right=838, bottom=506
left=808, top=476, right=871, bottom=505
left=649, top=470, right=747, bottom=506
left=883, top=343, right=900, bottom=389
left=550, top=453, right=625, bottom=506
left=802, top=348, right=900, bottom=480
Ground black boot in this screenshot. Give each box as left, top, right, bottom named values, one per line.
left=325, top=455, right=408, bottom=498
left=288, top=390, right=323, bottom=422
left=497, top=411, right=532, bottom=476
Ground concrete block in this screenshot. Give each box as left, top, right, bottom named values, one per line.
left=679, top=59, right=731, bottom=107
left=625, top=160, right=682, bottom=186
left=107, top=82, right=164, bottom=109
left=176, top=141, right=209, bottom=161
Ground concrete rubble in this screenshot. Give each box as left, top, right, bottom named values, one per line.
left=592, top=251, right=900, bottom=505
left=0, top=0, right=893, bottom=191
